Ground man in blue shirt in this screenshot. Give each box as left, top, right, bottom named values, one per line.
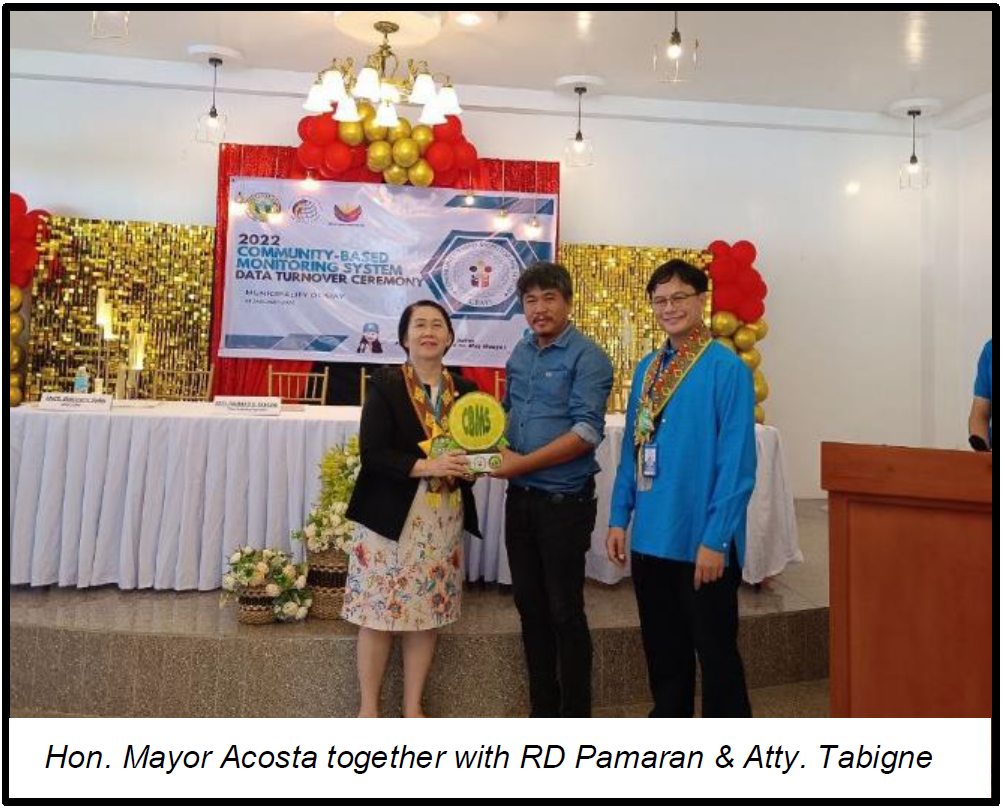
left=607, top=259, right=756, bottom=717
left=969, top=339, right=993, bottom=450
left=492, top=261, right=614, bottom=717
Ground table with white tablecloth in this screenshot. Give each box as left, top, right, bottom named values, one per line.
left=9, top=404, right=800, bottom=590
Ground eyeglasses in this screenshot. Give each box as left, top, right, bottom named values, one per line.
left=651, top=291, right=702, bottom=309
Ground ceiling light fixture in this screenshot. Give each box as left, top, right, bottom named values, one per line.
left=195, top=57, right=227, bottom=146
left=900, top=109, right=929, bottom=190
left=91, top=10, right=129, bottom=40
left=653, top=10, right=699, bottom=83
left=304, top=20, right=460, bottom=126
left=564, top=86, right=594, bottom=168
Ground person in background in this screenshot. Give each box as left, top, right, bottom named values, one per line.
left=968, top=338, right=993, bottom=451
left=343, top=301, right=479, bottom=717
left=607, top=259, right=756, bottom=718
left=491, top=261, right=614, bottom=717
left=357, top=322, right=383, bottom=354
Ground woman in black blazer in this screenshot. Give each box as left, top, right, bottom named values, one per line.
left=343, top=300, right=480, bottom=718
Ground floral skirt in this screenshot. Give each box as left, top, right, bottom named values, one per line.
left=341, top=481, right=464, bottom=632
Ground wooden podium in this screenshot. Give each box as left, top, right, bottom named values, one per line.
left=821, top=443, right=993, bottom=717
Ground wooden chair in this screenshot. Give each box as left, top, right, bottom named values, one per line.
left=150, top=367, right=214, bottom=402
left=267, top=365, right=329, bottom=405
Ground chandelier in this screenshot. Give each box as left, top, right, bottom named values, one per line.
left=303, top=20, right=460, bottom=129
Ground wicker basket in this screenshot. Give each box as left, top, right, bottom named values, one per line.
left=237, top=587, right=276, bottom=625
left=307, top=546, right=349, bottom=621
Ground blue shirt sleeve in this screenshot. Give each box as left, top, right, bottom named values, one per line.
left=699, top=359, right=757, bottom=555
left=609, top=357, right=650, bottom=529
left=568, top=343, right=613, bottom=446
left=974, top=340, right=992, bottom=399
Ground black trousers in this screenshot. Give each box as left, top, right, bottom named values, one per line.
left=631, top=548, right=752, bottom=718
left=505, top=484, right=597, bottom=717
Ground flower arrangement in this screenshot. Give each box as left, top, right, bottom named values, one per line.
left=222, top=547, right=311, bottom=622
left=292, top=435, right=361, bottom=555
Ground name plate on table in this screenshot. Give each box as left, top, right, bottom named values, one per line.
left=39, top=393, right=114, bottom=412
left=213, top=397, right=282, bottom=417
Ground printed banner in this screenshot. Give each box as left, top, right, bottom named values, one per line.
left=219, top=178, right=557, bottom=367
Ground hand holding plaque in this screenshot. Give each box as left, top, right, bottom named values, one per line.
left=430, top=391, right=508, bottom=474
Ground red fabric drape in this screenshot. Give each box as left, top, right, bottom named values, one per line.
left=210, top=146, right=560, bottom=397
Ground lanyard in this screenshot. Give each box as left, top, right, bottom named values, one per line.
left=645, top=345, right=675, bottom=400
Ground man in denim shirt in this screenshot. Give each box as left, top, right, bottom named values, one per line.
left=492, top=262, right=614, bottom=717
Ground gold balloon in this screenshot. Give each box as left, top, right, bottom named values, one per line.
left=754, top=404, right=765, bottom=424
left=387, top=117, right=412, bottom=144
left=383, top=164, right=408, bottom=186
left=10, top=341, right=23, bottom=369
left=10, top=371, right=22, bottom=388
left=753, top=369, right=769, bottom=403
left=357, top=102, right=376, bottom=122
left=714, top=336, right=736, bottom=353
left=711, top=311, right=739, bottom=337
left=338, top=120, right=364, bottom=147
left=10, top=284, right=24, bottom=313
left=749, top=319, right=769, bottom=341
left=738, top=347, right=761, bottom=370
left=411, top=124, right=434, bottom=155
left=10, top=313, right=25, bottom=339
left=392, top=137, right=420, bottom=169
left=363, top=117, right=388, bottom=143
left=407, top=158, right=434, bottom=188
left=366, top=141, right=393, bottom=172
left=10, top=385, right=23, bottom=407
left=733, top=326, right=757, bottom=352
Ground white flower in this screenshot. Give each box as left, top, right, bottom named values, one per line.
left=304, top=524, right=317, bottom=539
left=265, top=583, right=281, bottom=597
left=229, top=551, right=242, bottom=564
left=283, top=564, right=296, bottom=579
left=334, top=502, right=348, bottom=515
left=242, top=546, right=253, bottom=555
left=296, top=606, right=308, bottom=620
left=295, top=575, right=307, bottom=590
left=283, top=601, right=298, bottom=616
left=222, top=574, right=237, bottom=591
left=262, top=549, right=275, bottom=559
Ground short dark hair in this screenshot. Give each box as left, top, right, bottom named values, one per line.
left=517, top=261, right=574, bottom=302
left=397, top=300, right=455, bottom=355
left=645, top=259, right=709, bottom=297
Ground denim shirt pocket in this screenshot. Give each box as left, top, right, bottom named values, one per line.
left=538, top=368, right=571, bottom=408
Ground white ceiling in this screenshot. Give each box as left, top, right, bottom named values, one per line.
left=6, top=9, right=993, bottom=114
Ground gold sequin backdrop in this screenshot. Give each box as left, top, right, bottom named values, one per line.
left=561, top=244, right=713, bottom=411
left=26, top=217, right=215, bottom=398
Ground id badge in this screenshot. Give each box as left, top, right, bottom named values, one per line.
left=642, top=443, right=658, bottom=478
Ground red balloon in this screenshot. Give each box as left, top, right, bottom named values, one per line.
left=9, top=193, right=27, bottom=221
left=297, top=142, right=325, bottom=169
left=313, top=114, right=338, bottom=146
left=732, top=240, right=757, bottom=266
left=286, top=161, right=308, bottom=180
left=11, top=241, right=39, bottom=273
left=737, top=298, right=765, bottom=324
left=433, top=116, right=463, bottom=143
left=13, top=212, right=42, bottom=242
left=10, top=264, right=33, bottom=289
left=737, top=267, right=762, bottom=294
left=712, top=284, right=742, bottom=314
left=708, top=240, right=731, bottom=258
left=434, top=167, right=458, bottom=187
left=454, top=139, right=478, bottom=171
left=323, top=141, right=352, bottom=174
left=318, top=163, right=343, bottom=180
left=360, top=168, right=385, bottom=184
left=350, top=143, right=367, bottom=168
left=426, top=141, right=456, bottom=173
left=709, top=255, right=738, bottom=285
left=297, top=116, right=314, bottom=142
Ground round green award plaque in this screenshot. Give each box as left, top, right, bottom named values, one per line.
left=448, top=392, right=507, bottom=472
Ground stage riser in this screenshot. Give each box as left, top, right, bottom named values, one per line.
left=10, top=610, right=827, bottom=718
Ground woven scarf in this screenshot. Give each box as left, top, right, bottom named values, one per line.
left=402, top=363, right=460, bottom=506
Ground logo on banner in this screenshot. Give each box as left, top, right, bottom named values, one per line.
left=291, top=199, right=320, bottom=223
left=423, top=232, right=545, bottom=319
left=245, top=193, right=282, bottom=223
left=334, top=204, right=363, bottom=224
left=440, top=241, right=518, bottom=309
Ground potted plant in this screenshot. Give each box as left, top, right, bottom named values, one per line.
left=222, top=548, right=311, bottom=625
